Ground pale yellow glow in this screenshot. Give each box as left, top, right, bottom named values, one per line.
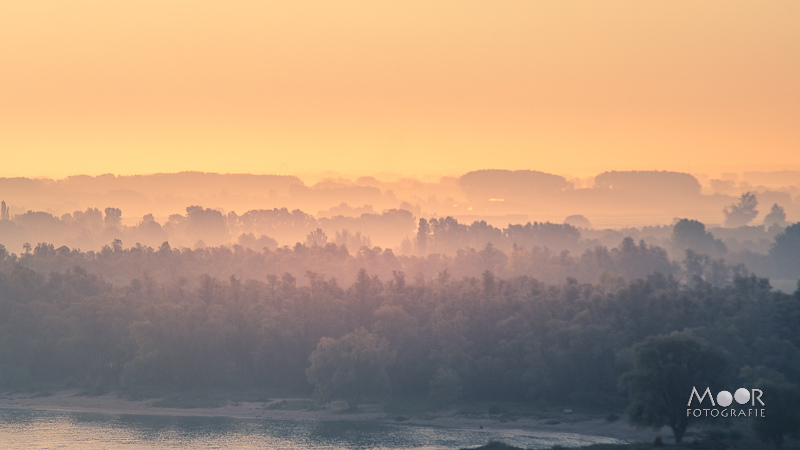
left=1, top=1, right=799, bottom=179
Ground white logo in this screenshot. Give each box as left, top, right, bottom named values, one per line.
left=687, top=387, right=765, bottom=418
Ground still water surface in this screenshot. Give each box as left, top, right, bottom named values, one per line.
left=0, top=408, right=622, bottom=449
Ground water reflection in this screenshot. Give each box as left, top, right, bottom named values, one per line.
left=0, top=408, right=623, bottom=449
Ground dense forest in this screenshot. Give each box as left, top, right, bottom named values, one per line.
left=1, top=241, right=799, bottom=410
left=0, top=250, right=797, bottom=396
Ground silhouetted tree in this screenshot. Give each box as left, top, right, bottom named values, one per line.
left=620, top=332, right=729, bottom=444
left=104, top=207, right=122, bottom=229
left=763, top=204, right=787, bottom=229
left=671, top=219, right=726, bottom=258
left=564, top=214, right=592, bottom=229
left=724, top=192, right=758, bottom=227
left=305, top=228, right=328, bottom=247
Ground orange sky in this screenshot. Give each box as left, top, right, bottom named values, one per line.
left=1, top=1, right=798, bottom=180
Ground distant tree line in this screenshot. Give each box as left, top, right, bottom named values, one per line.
left=6, top=216, right=800, bottom=292
left=0, top=234, right=689, bottom=290
left=1, top=199, right=797, bottom=283
left=0, top=205, right=415, bottom=252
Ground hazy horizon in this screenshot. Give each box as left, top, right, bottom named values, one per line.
left=5, top=167, right=800, bottom=189
left=6, top=165, right=800, bottom=184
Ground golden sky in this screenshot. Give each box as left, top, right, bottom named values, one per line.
left=1, top=1, right=798, bottom=179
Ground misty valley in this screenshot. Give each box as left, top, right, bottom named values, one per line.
left=0, top=170, right=799, bottom=449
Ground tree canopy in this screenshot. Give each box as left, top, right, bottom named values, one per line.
left=620, top=332, right=730, bottom=444
left=306, top=327, right=395, bottom=409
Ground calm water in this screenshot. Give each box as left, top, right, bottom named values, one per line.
left=0, top=408, right=622, bottom=449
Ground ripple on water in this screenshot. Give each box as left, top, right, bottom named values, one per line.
left=0, top=408, right=622, bottom=449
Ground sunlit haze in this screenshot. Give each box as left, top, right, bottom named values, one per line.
left=2, top=1, right=799, bottom=179
left=2, top=5, right=800, bottom=448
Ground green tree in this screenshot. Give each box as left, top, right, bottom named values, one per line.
left=620, top=332, right=729, bottom=444
left=306, top=327, right=395, bottom=409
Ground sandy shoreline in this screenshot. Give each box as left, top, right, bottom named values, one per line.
left=0, top=390, right=657, bottom=444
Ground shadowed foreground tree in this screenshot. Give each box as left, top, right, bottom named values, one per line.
left=753, top=380, right=800, bottom=449
left=740, top=366, right=800, bottom=450
left=306, top=328, right=395, bottom=410
left=620, top=332, right=729, bottom=444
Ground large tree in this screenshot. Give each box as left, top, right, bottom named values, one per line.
left=620, top=332, right=729, bottom=444
left=306, top=328, right=395, bottom=410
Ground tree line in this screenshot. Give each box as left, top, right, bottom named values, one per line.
left=7, top=218, right=800, bottom=292
left=0, top=259, right=798, bottom=421
left=1, top=200, right=797, bottom=283
left=1, top=234, right=688, bottom=289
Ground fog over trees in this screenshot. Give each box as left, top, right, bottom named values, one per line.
left=1, top=169, right=799, bottom=445
left=1, top=169, right=798, bottom=288
left=1, top=169, right=798, bottom=231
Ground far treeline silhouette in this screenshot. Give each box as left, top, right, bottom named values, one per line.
left=0, top=169, right=797, bottom=231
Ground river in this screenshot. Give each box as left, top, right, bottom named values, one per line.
left=0, top=408, right=624, bottom=449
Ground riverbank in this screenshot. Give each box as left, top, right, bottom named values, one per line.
left=0, top=389, right=657, bottom=444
